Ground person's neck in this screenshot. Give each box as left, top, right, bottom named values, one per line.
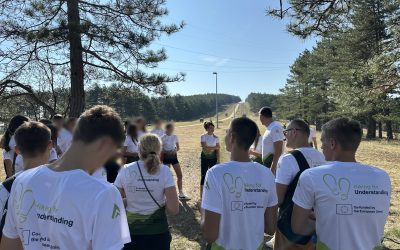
left=50, top=142, right=95, bottom=172
left=333, top=152, right=357, bottom=162
left=230, top=147, right=251, bottom=162
left=264, top=119, right=273, bottom=127
left=293, top=140, right=311, bottom=149
left=207, top=132, right=213, bottom=135
left=23, top=156, right=49, bottom=170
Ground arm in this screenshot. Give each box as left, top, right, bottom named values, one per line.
left=291, top=204, right=315, bottom=235
left=117, top=187, right=127, bottom=208
left=271, top=141, right=283, bottom=175
left=3, top=159, right=13, bottom=178
left=176, top=143, right=180, bottom=152
left=201, top=209, right=221, bottom=243
left=249, top=148, right=262, bottom=158
left=201, top=142, right=220, bottom=151
left=276, top=183, right=288, bottom=207
left=264, top=205, right=278, bottom=236
left=0, top=237, right=23, bottom=250
left=165, top=186, right=179, bottom=215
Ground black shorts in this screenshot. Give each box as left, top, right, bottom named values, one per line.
left=163, top=154, right=179, bottom=165
left=200, top=155, right=217, bottom=185
left=124, top=231, right=172, bottom=250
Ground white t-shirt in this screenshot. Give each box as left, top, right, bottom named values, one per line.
left=251, top=136, right=263, bottom=154
left=293, top=162, right=391, bottom=250
left=308, top=127, right=317, bottom=143
left=2, top=136, right=16, bottom=162
left=124, top=136, right=139, bottom=153
left=57, top=128, right=72, bottom=154
left=276, top=147, right=326, bottom=185
left=14, top=148, right=58, bottom=174
left=151, top=128, right=165, bottom=138
left=161, top=134, right=178, bottom=152
left=138, top=130, right=146, bottom=139
left=92, top=167, right=108, bottom=182
left=114, top=161, right=175, bottom=214
left=3, top=165, right=130, bottom=249
left=201, top=161, right=278, bottom=250
left=0, top=182, right=11, bottom=220
left=201, top=134, right=219, bottom=147
left=262, top=121, right=284, bottom=159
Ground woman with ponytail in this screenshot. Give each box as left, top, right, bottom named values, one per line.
left=114, top=134, right=179, bottom=250
left=1, top=115, right=29, bottom=178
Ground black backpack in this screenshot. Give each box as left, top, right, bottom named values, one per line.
left=277, top=150, right=312, bottom=245
left=0, top=176, right=16, bottom=241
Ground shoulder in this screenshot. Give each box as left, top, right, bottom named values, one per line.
left=160, top=164, right=172, bottom=175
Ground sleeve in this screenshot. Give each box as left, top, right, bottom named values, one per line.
left=200, top=135, right=205, bottom=143
left=201, top=170, right=223, bottom=214
left=164, top=167, right=175, bottom=188
left=2, top=181, right=20, bottom=239
left=175, top=135, right=179, bottom=144
left=215, top=136, right=220, bottom=144
left=92, top=187, right=131, bottom=249
left=271, top=125, right=284, bottom=143
left=113, top=168, right=125, bottom=189
left=265, top=169, right=278, bottom=207
left=123, top=136, right=129, bottom=147
left=275, top=155, right=296, bottom=185
left=292, top=170, right=315, bottom=210
left=2, top=150, right=11, bottom=160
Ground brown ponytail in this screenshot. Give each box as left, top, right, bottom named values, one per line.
left=139, top=134, right=161, bottom=174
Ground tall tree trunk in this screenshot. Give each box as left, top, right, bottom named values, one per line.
left=386, top=121, right=393, bottom=140
left=67, top=0, right=85, bottom=118
left=366, top=115, right=376, bottom=139
left=378, top=122, right=382, bottom=139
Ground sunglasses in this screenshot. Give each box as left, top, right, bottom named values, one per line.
left=283, top=128, right=304, bottom=135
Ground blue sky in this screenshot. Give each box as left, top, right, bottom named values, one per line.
left=149, top=0, right=316, bottom=101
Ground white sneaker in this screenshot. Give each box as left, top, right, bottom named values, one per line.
left=179, top=193, right=191, bottom=201
left=265, top=235, right=275, bottom=249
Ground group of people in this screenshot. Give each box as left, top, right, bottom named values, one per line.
left=0, top=105, right=392, bottom=250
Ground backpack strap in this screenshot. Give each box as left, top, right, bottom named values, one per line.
left=136, top=162, right=162, bottom=209
left=290, top=150, right=310, bottom=173
left=2, top=175, right=16, bottom=193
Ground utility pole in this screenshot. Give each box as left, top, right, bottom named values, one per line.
left=213, top=72, right=218, bottom=128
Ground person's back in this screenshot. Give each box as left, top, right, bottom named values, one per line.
left=4, top=165, right=128, bottom=249
left=201, top=117, right=278, bottom=250
left=203, top=161, right=277, bottom=249
left=1, top=105, right=130, bottom=250
left=294, top=162, right=390, bottom=249
left=292, top=118, right=391, bottom=250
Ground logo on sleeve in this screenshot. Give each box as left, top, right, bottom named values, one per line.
left=112, top=204, right=120, bottom=219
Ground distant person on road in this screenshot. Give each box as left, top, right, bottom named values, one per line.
left=274, top=119, right=325, bottom=250
left=201, top=117, right=278, bottom=250
left=161, top=123, right=190, bottom=201
left=123, top=124, right=140, bottom=164
left=151, top=119, right=166, bottom=137
left=114, top=134, right=179, bottom=250
left=249, top=126, right=263, bottom=164
left=259, top=107, right=284, bottom=174
left=200, top=121, right=220, bottom=199
left=1, top=115, right=29, bottom=179
left=292, top=118, right=391, bottom=250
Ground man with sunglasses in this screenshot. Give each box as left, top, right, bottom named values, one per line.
left=274, top=119, right=325, bottom=249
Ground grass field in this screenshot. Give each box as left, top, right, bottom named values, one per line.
left=1, top=103, right=399, bottom=249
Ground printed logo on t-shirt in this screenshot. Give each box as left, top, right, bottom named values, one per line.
left=323, top=174, right=351, bottom=200
left=112, top=204, right=120, bottom=219
left=222, top=172, right=269, bottom=212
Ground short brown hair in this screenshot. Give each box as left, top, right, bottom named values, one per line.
left=73, top=105, right=125, bottom=146
left=322, top=118, right=363, bottom=151
left=15, top=121, right=51, bottom=158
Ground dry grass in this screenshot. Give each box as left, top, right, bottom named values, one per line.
left=1, top=103, right=399, bottom=249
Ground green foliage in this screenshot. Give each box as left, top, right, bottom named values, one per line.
left=245, top=93, right=280, bottom=113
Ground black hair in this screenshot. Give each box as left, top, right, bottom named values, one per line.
left=3, top=115, right=29, bottom=152
left=259, top=106, right=273, bottom=118
left=230, top=117, right=258, bottom=150
left=127, top=124, right=138, bottom=145
left=289, top=119, right=311, bottom=137
left=322, top=118, right=363, bottom=151
left=15, top=121, right=51, bottom=158
left=204, top=121, right=215, bottom=130
left=165, top=123, right=174, bottom=130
